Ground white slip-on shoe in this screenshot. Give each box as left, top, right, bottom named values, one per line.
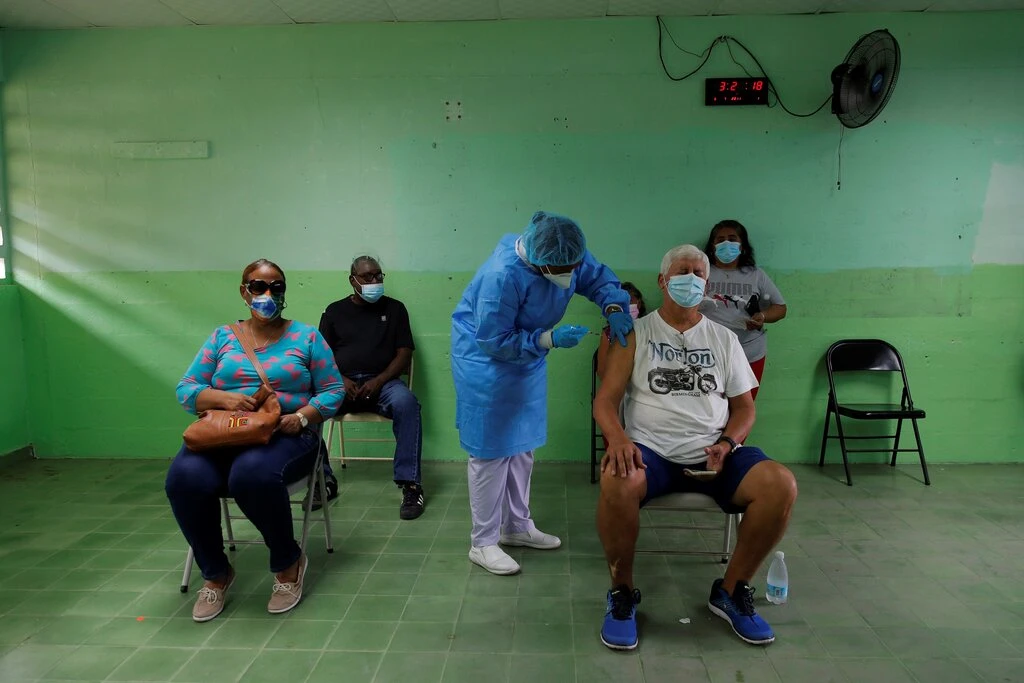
left=499, top=528, right=562, bottom=550
left=469, top=545, right=521, bottom=575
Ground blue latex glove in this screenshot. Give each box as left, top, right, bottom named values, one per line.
left=552, top=324, right=589, bottom=349
left=606, top=311, right=634, bottom=347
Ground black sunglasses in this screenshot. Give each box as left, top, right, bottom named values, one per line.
left=352, top=272, right=385, bottom=284
left=245, top=279, right=287, bottom=296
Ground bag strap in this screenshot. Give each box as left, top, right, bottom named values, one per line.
left=230, top=323, right=273, bottom=389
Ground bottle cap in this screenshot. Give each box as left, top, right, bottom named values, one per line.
left=775, top=550, right=785, bottom=560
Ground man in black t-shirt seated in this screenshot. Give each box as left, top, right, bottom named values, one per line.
left=316, top=255, right=425, bottom=520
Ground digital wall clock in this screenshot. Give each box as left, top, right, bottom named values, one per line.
left=705, top=78, right=770, bottom=106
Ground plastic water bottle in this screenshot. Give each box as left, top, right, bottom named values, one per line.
left=766, top=551, right=788, bottom=604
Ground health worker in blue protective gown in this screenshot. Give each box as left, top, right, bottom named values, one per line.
left=450, top=211, right=633, bottom=575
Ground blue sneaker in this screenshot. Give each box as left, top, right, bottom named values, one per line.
left=707, top=579, right=775, bottom=645
left=600, top=585, right=641, bottom=650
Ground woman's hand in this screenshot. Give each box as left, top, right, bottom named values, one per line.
left=552, top=324, right=589, bottom=348
left=606, top=311, right=633, bottom=348
left=601, top=439, right=647, bottom=478
left=277, top=414, right=304, bottom=435
left=745, top=312, right=766, bottom=330
left=219, top=392, right=257, bottom=412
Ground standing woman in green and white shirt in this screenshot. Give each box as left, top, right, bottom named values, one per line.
left=699, top=220, right=787, bottom=400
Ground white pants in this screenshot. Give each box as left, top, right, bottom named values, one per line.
left=468, top=451, right=536, bottom=547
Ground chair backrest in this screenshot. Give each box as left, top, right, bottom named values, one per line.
left=825, top=339, right=914, bottom=406
left=405, top=355, right=415, bottom=391
left=827, top=339, right=903, bottom=373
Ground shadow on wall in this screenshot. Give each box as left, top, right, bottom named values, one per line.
left=19, top=286, right=184, bottom=458
left=12, top=222, right=263, bottom=458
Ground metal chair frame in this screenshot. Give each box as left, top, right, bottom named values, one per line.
left=819, top=338, right=930, bottom=487
left=179, top=428, right=334, bottom=593
left=325, top=358, right=414, bottom=469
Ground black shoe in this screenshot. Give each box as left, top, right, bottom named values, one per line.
left=310, top=474, right=339, bottom=512
left=400, top=484, right=425, bottom=520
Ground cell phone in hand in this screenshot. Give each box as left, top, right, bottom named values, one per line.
left=683, top=468, right=718, bottom=480
left=744, top=294, right=761, bottom=317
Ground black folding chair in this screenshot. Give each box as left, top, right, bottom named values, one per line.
left=819, top=339, right=930, bottom=487
left=590, top=350, right=605, bottom=484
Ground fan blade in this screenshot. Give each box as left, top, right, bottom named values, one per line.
left=833, top=28, right=900, bottom=128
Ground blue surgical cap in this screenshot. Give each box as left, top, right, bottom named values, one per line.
left=521, top=211, right=587, bottom=267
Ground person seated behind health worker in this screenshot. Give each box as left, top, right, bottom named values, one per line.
left=166, top=258, right=345, bottom=623
left=596, top=281, right=647, bottom=381
left=593, top=244, right=797, bottom=650
left=699, top=220, right=787, bottom=400
left=451, top=210, right=633, bottom=576
left=316, top=254, right=424, bottom=520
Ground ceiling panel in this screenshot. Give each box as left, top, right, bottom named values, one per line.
left=0, top=0, right=1021, bottom=29
left=929, top=0, right=1024, bottom=8
left=384, top=0, right=500, bottom=21
left=47, top=0, right=192, bottom=27
left=500, top=0, right=608, bottom=20
left=715, top=0, right=826, bottom=14
left=608, top=0, right=719, bottom=16
left=161, top=0, right=294, bottom=25
left=823, top=0, right=929, bottom=11
left=273, top=0, right=396, bottom=22
left=0, top=0, right=89, bottom=27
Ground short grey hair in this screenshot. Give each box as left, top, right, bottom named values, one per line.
left=350, top=254, right=381, bottom=276
left=660, top=244, right=710, bottom=276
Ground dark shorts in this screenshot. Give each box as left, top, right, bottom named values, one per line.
left=638, top=443, right=771, bottom=514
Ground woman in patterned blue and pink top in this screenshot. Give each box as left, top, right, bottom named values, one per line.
left=166, top=258, right=345, bottom=623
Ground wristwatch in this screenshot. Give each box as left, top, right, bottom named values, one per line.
left=716, top=435, right=737, bottom=453
left=296, top=412, right=309, bottom=429
left=605, top=304, right=624, bottom=315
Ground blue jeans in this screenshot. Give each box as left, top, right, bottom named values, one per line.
left=324, top=375, right=422, bottom=486
left=165, top=429, right=319, bottom=580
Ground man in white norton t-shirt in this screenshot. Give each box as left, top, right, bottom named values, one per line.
left=594, top=244, right=798, bottom=651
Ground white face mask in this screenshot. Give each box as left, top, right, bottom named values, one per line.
left=542, top=270, right=574, bottom=290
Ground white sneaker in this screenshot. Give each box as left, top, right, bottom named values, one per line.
left=499, top=528, right=562, bottom=550
left=468, top=545, right=521, bottom=575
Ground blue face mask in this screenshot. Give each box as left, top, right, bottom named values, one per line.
left=667, top=274, right=706, bottom=308
left=715, top=241, right=741, bottom=264
left=249, top=293, right=283, bottom=320
left=359, top=283, right=385, bottom=303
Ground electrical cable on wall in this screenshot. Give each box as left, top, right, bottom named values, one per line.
left=656, top=16, right=832, bottom=119
left=656, top=18, right=720, bottom=82
left=836, top=124, right=845, bottom=191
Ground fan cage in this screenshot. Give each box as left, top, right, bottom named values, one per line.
left=834, top=29, right=901, bottom=129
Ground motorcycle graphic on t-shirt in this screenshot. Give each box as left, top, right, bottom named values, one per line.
left=648, top=365, right=717, bottom=395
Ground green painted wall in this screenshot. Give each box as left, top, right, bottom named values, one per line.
left=0, top=284, right=30, bottom=454
left=2, top=13, right=1022, bottom=462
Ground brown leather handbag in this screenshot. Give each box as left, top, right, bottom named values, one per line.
left=182, top=323, right=282, bottom=452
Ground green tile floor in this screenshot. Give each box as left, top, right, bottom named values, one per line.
left=1, top=458, right=1022, bottom=682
